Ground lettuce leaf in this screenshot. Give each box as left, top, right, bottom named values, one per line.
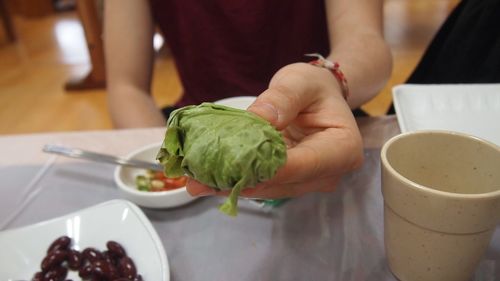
left=157, top=103, right=287, bottom=216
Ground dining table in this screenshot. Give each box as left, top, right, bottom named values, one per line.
left=1, top=115, right=499, bottom=281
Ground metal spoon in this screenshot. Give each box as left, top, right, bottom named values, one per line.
left=42, top=144, right=164, bottom=171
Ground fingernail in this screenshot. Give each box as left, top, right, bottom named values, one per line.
left=249, top=102, right=279, bottom=124
left=196, top=189, right=216, bottom=197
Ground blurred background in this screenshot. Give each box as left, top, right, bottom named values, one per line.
left=0, top=0, right=459, bottom=135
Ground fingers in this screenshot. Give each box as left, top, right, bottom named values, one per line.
left=186, top=160, right=350, bottom=199
left=248, top=63, right=354, bottom=131
left=186, top=179, right=233, bottom=197
left=270, top=127, right=364, bottom=185
left=188, top=63, right=363, bottom=200
left=239, top=175, right=341, bottom=199
left=248, top=63, right=321, bottom=130
left=186, top=178, right=215, bottom=196
left=186, top=169, right=343, bottom=198
left=247, top=63, right=363, bottom=188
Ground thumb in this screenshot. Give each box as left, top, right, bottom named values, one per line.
left=247, top=63, right=318, bottom=130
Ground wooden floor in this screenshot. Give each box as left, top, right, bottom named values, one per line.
left=0, top=0, right=459, bottom=135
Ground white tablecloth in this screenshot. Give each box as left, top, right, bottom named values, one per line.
left=0, top=116, right=498, bottom=281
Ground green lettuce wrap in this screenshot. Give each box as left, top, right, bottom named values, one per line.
left=156, top=102, right=287, bottom=216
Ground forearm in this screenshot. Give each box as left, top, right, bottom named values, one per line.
left=325, top=0, right=393, bottom=109
left=107, top=85, right=166, bottom=128
left=104, top=0, right=163, bottom=128
left=327, top=32, right=392, bottom=109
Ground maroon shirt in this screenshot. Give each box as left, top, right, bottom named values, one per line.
left=149, top=0, right=330, bottom=107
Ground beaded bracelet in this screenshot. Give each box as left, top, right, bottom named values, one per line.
left=306, top=53, right=350, bottom=101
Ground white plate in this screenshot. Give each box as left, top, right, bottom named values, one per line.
left=0, top=199, right=169, bottom=281
left=393, top=84, right=500, bottom=145
left=214, top=96, right=256, bottom=110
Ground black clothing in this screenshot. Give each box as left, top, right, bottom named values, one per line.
left=388, top=0, right=500, bottom=114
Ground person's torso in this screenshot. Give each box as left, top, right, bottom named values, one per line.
left=149, top=0, right=330, bottom=106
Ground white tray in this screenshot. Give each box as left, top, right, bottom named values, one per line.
left=392, top=84, right=500, bottom=146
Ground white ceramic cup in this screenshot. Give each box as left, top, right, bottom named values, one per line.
left=381, top=130, right=500, bottom=281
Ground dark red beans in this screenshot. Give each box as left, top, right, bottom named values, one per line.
left=47, top=236, right=71, bottom=254
left=43, top=266, right=68, bottom=281
left=31, top=237, right=143, bottom=281
left=103, top=250, right=116, bottom=265
left=41, top=249, right=67, bottom=271
left=67, top=249, right=82, bottom=270
left=93, top=260, right=120, bottom=280
left=78, top=264, right=94, bottom=278
left=107, top=240, right=127, bottom=258
left=118, top=256, right=137, bottom=279
left=106, top=276, right=142, bottom=281
left=32, top=271, right=43, bottom=281
left=82, top=247, right=104, bottom=263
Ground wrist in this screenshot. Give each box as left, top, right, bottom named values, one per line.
left=305, top=53, right=349, bottom=101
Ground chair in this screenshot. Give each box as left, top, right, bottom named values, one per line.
left=65, top=0, right=106, bottom=91
left=0, top=0, right=16, bottom=42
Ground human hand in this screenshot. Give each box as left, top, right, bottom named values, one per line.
left=187, top=62, right=364, bottom=198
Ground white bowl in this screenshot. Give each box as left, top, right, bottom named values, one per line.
left=0, top=200, right=169, bottom=281
left=114, top=143, right=197, bottom=209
